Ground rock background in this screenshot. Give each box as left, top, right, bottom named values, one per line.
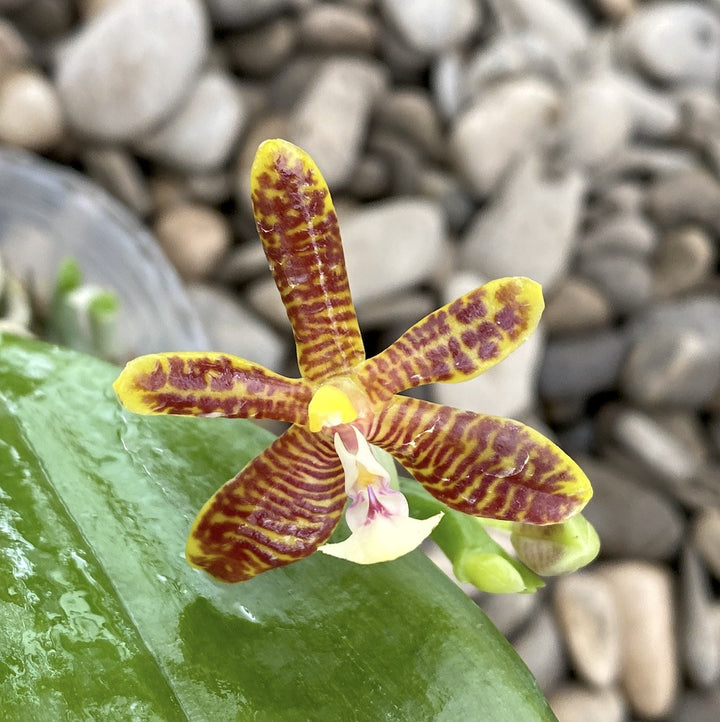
left=1, top=0, right=720, bottom=719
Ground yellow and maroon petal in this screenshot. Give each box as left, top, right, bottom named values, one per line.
left=251, top=139, right=365, bottom=382
left=113, top=352, right=311, bottom=425
left=369, top=396, right=592, bottom=525
left=355, top=277, right=544, bottom=401
left=185, top=425, right=346, bottom=582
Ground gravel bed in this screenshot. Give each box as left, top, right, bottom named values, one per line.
left=1, top=1, right=720, bottom=719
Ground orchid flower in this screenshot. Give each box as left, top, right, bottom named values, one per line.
left=113, top=139, right=592, bottom=583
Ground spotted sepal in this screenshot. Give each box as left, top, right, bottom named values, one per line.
left=356, top=277, right=544, bottom=402
left=369, top=396, right=592, bottom=525
left=185, top=425, right=346, bottom=582
left=113, top=352, right=312, bottom=425
left=251, top=139, right=365, bottom=382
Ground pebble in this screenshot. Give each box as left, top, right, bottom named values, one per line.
left=621, top=324, right=720, bottom=408
left=512, top=606, right=567, bottom=692
left=487, top=0, right=589, bottom=60
left=366, top=129, right=423, bottom=196
left=0, top=68, right=64, bottom=151
left=55, top=0, right=208, bottom=141
left=356, top=289, right=435, bottom=330
left=430, top=50, right=462, bottom=120
left=553, top=573, right=621, bottom=686
left=600, top=562, right=678, bottom=719
left=226, top=17, right=296, bottom=78
left=298, top=4, right=378, bottom=54
left=551, top=74, right=633, bottom=171
left=600, top=405, right=702, bottom=490
left=475, top=589, right=540, bottom=639
left=136, top=70, right=246, bottom=173
left=617, top=2, right=720, bottom=88
left=579, top=213, right=656, bottom=256
left=287, top=57, right=388, bottom=189
left=693, top=508, right=720, bottom=580
left=577, top=455, right=684, bottom=561
left=380, top=0, right=481, bottom=55
left=417, top=167, right=475, bottom=232
left=543, top=277, right=612, bottom=334
left=646, top=168, right=720, bottom=234
left=339, top=198, right=449, bottom=305
left=549, top=685, right=626, bottom=722
left=539, top=329, right=628, bottom=401
left=463, top=32, right=567, bottom=97
left=449, top=78, right=559, bottom=197
left=374, top=87, right=444, bottom=161
left=675, top=689, right=720, bottom=722
left=0, top=17, right=31, bottom=69
left=205, top=0, right=290, bottom=29
left=578, top=250, right=653, bottom=314
left=81, top=146, right=151, bottom=218
left=653, top=226, right=716, bottom=297
left=345, top=153, right=392, bottom=201
left=187, top=284, right=285, bottom=372
left=461, top=153, right=586, bottom=289
left=153, top=202, right=231, bottom=281
left=680, top=545, right=720, bottom=688
left=615, top=72, right=681, bottom=139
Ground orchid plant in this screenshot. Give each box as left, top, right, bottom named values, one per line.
left=113, top=139, right=593, bottom=584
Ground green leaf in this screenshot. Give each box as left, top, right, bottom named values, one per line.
left=0, top=334, right=556, bottom=721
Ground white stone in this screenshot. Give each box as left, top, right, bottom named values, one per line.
left=601, top=562, right=678, bottom=719
left=380, top=0, right=481, bottom=55
left=554, top=573, right=621, bottom=687
left=0, top=69, right=63, bottom=151
left=618, top=2, right=720, bottom=87
left=55, top=0, right=208, bottom=141
left=288, top=57, right=387, bottom=189
left=136, top=70, right=247, bottom=172
left=450, top=78, right=558, bottom=197
left=461, top=153, right=586, bottom=289
left=153, top=203, right=231, bottom=280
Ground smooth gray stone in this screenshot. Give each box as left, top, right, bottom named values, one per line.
left=578, top=455, right=684, bottom=560
left=539, top=329, right=628, bottom=401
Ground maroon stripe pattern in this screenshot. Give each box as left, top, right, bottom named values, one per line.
left=113, top=352, right=311, bottom=425
left=356, top=277, right=544, bottom=402
left=251, top=139, right=365, bottom=382
left=369, top=396, right=592, bottom=525
left=186, top=425, right=346, bottom=582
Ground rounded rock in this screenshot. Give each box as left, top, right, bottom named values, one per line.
left=450, top=78, right=559, bottom=197
left=461, top=153, right=586, bottom=289
left=543, top=277, right=612, bottom=334
left=549, top=685, right=626, bottom=722
left=380, top=0, right=481, bottom=55
left=55, top=0, right=208, bottom=141
left=554, top=573, right=621, bottom=687
left=153, top=202, right=231, bottom=281
left=288, top=57, right=388, bottom=190
left=298, top=4, right=378, bottom=54
left=0, top=69, right=63, bottom=151
left=617, top=2, right=720, bottom=88
left=600, top=562, right=678, bottom=719
left=578, top=455, right=684, bottom=561
left=653, top=226, right=716, bottom=297
left=622, top=325, right=720, bottom=408
left=136, top=70, right=247, bottom=173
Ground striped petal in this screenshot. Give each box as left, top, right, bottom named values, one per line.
left=114, top=352, right=311, bottom=425
left=356, top=278, right=543, bottom=401
left=186, top=425, right=346, bottom=582
left=369, top=396, right=592, bottom=525
left=251, top=139, right=365, bottom=382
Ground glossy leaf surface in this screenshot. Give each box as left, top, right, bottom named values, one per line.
left=0, top=334, right=556, bottom=721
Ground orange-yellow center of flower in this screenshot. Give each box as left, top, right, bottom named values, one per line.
left=307, top=384, right=358, bottom=432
